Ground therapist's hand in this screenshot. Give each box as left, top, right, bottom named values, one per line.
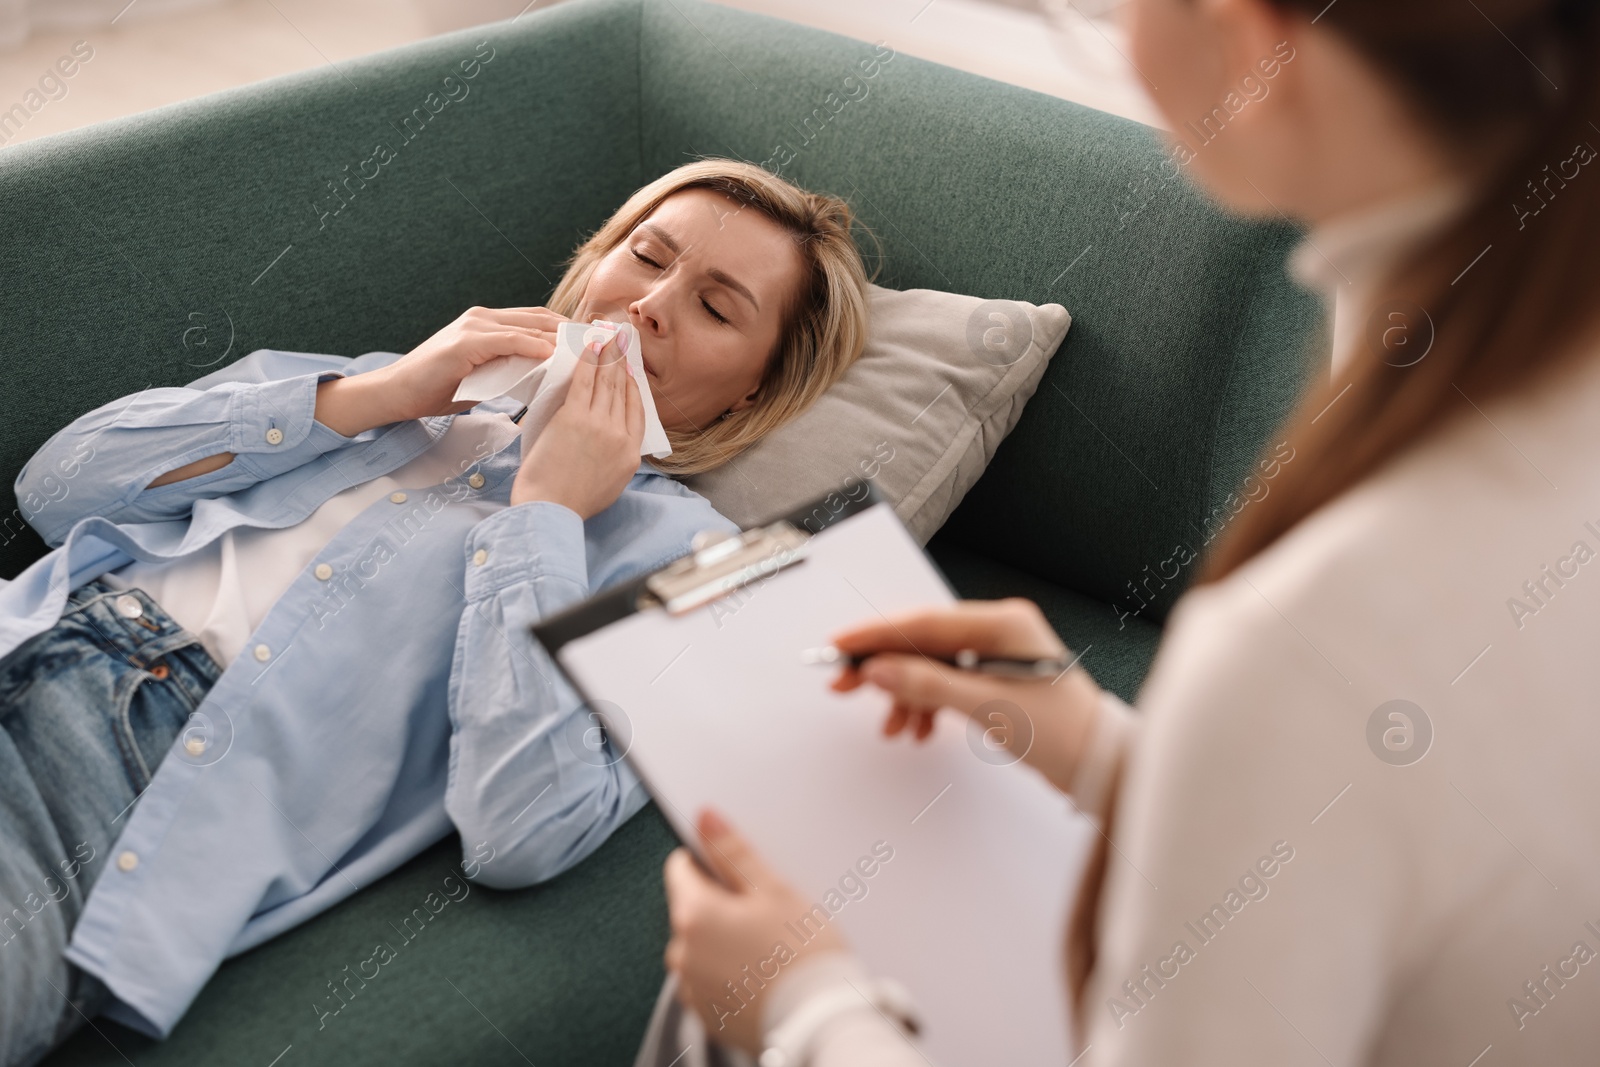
left=511, top=336, right=643, bottom=518
left=664, top=809, right=847, bottom=1056
left=830, top=598, right=1104, bottom=795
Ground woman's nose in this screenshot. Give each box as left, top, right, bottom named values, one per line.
left=628, top=293, right=665, bottom=337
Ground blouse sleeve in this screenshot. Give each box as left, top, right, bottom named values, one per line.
left=1079, top=576, right=1404, bottom=1067
left=443, top=500, right=650, bottom=888
left=14, top=349, right=376, bottom=544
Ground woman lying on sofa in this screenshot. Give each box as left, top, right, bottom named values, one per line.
left=0, top=158, right=869, bottom=1067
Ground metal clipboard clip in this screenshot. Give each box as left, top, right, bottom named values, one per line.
left=642, top=519, right=811, bottom=615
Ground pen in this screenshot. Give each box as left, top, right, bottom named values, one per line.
left=799, top=645, right=1077, bottom=680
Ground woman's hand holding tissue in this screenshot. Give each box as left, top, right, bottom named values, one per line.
left=181, top=306, right=569, bottom=483
left=359, top=306, right=569, bottom=426
left=510, top=336, right=645, bottom=520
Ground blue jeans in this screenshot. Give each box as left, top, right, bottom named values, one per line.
left=0, top=578, right=221, bottom=1067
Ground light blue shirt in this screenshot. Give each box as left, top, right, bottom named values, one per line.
left=1, top=348, right=737, bottom=1037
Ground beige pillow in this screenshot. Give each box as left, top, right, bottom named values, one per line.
left=685, top=284, right=1071, bottom=544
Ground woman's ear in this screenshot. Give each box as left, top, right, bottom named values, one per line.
left=727, top=387, right=761, bottom=414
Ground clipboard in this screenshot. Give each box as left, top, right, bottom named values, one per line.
left=533, top=485, right=1092, bottom=1067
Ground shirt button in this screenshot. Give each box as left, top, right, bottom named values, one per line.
left=314, top=563, right=334, bottom=581
left=116, top=851, right=139, bottom=872
left=265, top=427, right=285, bottom=445
left=114, top=594, right=143, bottom=619
left=472, top=548, right=488, bottom=566
left=253, top=643, right=272, bottom=662
left=468, top=472, right=486, bottom=489
left=390, top=491, right=408, bottom=504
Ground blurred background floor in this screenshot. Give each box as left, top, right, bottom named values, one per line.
left=0, top=0, right=1156, bottom=150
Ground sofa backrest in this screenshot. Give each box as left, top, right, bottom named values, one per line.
left=0, top=1, right=645, bottom=580
left=0, top=0, right=1325, bottom=621
left=633, top=1, right=1326, bottom=619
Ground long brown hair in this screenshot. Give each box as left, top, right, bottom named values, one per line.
left=548, top=159, right=873, bottom=477
left=1202, top=0, right=1600, bottom=581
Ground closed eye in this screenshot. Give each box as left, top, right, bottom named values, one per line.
left=633, top=249, right=731, bottom=324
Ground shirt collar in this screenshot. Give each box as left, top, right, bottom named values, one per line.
left=1288, top=179, right=1475, bottom=378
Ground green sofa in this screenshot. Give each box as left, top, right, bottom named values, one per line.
left=2, top=0, right=1324, bottom=1062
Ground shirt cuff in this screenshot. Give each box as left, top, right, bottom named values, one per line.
left=760, top=949, right=876, bottom=1038
left=227, top=371, right=364, bottom=478
left=1067, top=689, right=1140, bottom=823
left=463, top=501, right=589, bottom=602
left=760, top=951, right=924, bottom=1066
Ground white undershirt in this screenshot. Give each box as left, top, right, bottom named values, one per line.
left=103, top=412, right=520, bottom=668
left=1287, top=179, right=1471, bottom=379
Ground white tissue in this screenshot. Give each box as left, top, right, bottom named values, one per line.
left=451, top=319, right=672, bottom=459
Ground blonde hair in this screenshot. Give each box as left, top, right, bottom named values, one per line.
left=547, top=158, right=873, bottom=477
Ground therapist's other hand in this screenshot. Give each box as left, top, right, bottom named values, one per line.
left=511, top=337, right=643, bottom=519
left=377, top=306, right=568, bottom=422
left=664, top=809, right=846, bottom=1056
left=830, top=598, right=1103, bottom=794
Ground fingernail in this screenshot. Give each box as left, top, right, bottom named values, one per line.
left=616, top=331, right=630, bottom=355
left=700, top=808, right=728, bottom=837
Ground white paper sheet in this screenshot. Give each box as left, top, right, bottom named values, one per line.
left=557, top=503, right=1091, bottom=1067
left=452, top=319, right=672, bottom=458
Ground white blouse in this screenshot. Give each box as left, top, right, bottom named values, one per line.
left=1082, top=313, right=1600, bottom=1067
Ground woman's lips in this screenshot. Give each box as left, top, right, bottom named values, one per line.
left=641, top=354, right=659, bottom=378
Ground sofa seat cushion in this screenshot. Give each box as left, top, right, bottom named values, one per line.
left=46, top=806, right=681, bottom=1066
